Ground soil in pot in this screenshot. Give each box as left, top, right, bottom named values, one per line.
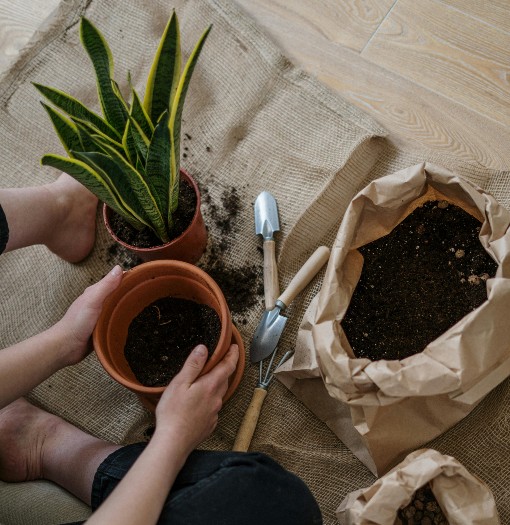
left=109, top=178, right=197, bottom=248
left=124, top=297, right=221, bottom=387
left=397, top=483, right=448, bottom=525
left=342, top=200, right=498, bottom=361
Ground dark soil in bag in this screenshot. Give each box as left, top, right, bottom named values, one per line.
left=342, top=200, right=498, bottom=361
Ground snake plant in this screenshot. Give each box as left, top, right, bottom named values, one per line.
left=35, top=13, right=211, bottom=243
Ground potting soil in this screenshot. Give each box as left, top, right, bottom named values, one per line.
left=124, top=297, right=221, bottom=386
left=342, top=200, right=498, bottom=361
left=397, top=483, right=449, bottom=525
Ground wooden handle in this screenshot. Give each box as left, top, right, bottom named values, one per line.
left=278, top=246, right=330, bottom=308
left=232, top=387, right=268, bottom=452
left=263, top=240, right=279, bottom=310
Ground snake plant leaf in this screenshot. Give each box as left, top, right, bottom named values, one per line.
left=145, top=111, right=171, bottom=225
left=122, top=120, right=137, bottom=165
left=80, top=17, right=127, bottom=134
left=74, top=121, right=99, bottom=152
left=136, top=156, right=146, bottom=177
left=144, top=12, right=181, bottom=123
left=41, top=153, right=143, bottom=229
left=88, top=143, right=169, bottom=241
left=33, top=82, right=120, bottom=140
left=168, top=24, right=211, bottom=216
left=111, top=79, right=130, bottom=112
left=131, top=87, right=154, bottom=137
left=40, top=103, right=82, bottom=156
left=128, top=115, right=150, bottom=163
left=72, top=149, right=157, bottom=233
left=71, top=116, right=125, bottom=155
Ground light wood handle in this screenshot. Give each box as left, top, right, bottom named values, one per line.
left=263, top=240, right=279, bottom=310
left=278, top=246, right=330, bottom=308
left=232, top=387, right=268, bottom=452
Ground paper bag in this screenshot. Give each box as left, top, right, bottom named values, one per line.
left=277, top=162, right=510, bottom=475
left=337, top=448, right=500, bottom=525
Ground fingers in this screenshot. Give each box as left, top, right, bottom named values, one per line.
left=176, top=345, right=209, bottom=385
left=86, top=265, right=123, bottom=304
left=204, top=344, right=239, bottom=384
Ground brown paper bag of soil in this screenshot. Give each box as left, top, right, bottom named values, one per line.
left=337, top=448, right=500, bottom=525
left=277, top=162, right=510, bottom=475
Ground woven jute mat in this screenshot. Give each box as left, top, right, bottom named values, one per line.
left=0, top=1, right=509, bottom=523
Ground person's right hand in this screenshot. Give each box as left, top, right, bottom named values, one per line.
left=154, top=343, right=239, bottom=456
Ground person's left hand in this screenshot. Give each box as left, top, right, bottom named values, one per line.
left=53, top=265, right=123, bottom=367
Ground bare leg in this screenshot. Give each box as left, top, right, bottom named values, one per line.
left=1, top=173, right=97, bottom=262
left=0, top=398, right=120, bottom=505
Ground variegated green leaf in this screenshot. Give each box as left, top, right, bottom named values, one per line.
left=40, top=103, right=82, bottom=156
left=41, top=154, right=143, bottom=229
left=128, top=115, right=150, bottom=162
left=80, top=17, right=127, bottom=133
left=136, top=156, right=146, bottom=177
left=168, top=24, right=211, bottom=217
left=122, top=120, right=137, bottom=164
left=72, top=149, right=157, bottom=234
left=33, top=83, right=120, bottom=140
left=145, top=111, right=171, bottom=224
left=87, top=143, right=169, bottom=241
left=143, top=12, right=181, bottom=123
left=131, top=87, right=154, bottom=138
left=71, top=116, right=125, bottom=155
left=74, top=122, right=99, bottom=152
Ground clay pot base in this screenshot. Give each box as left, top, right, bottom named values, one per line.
left=139, top=325, right=245, bottom=412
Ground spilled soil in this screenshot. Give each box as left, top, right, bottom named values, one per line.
left=199, top=185, right=264, bottom=324
left=342, top=200, right=497, bottom=361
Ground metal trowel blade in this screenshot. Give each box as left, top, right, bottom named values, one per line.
left=254, top=191, right=280, bottom=240
left=250, top=306, right=288, bottom=363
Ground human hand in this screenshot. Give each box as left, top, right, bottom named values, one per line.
left=154, top=343, right=239, bottom=455
left=52, top=265, right=123, bottom=367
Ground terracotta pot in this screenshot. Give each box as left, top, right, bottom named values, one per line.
left=103, top=169, right=208, bottom=263
left=93, top=260, right=245, bottom=411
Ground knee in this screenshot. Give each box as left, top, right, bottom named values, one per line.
left=219, top=452, right=322, bottom=524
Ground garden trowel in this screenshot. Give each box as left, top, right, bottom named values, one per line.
left=254, top=191, right=280, bottom=310
left=250, top=245, right=330, bottom=363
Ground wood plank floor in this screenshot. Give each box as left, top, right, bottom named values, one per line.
left=1, top=0, right=509, bottom=171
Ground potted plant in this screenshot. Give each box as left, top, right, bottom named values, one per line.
left=93, top=260, right=245, bottom=411
left=34, top=13, right=210, bottom=262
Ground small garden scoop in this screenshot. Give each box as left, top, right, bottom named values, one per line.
left=250, top=245, right=330, bottom=363
left=254, top=191, right=280, bottom=310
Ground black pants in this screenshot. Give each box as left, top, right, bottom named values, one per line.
left=69, top=444, right=322, bottom=524
left=0, top=203, right=8, bottom=255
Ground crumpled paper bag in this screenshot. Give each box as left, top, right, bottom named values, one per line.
left=277, top=162, right=510, bottom=474
left=337, top=448, right=500, bottom=525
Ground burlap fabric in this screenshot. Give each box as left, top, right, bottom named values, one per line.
left=0, top=0, right=509, bottom=524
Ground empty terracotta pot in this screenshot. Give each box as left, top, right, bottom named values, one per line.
left=93, top=260, right=245, bottom=411
left=103, top=169, right=208, bottom=263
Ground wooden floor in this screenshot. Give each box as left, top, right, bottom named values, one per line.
left=1, top=0, right=509, bottom=170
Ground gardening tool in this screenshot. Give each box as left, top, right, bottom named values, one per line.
left=250, top=245, right=330, bottom=363
left=254, top=191, right=280, bottom=310
left=232, top=349, right=293, bottom=452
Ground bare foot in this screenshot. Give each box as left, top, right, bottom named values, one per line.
left=44, top=173, right=98, bottom=263
left=0, top=398, right=120, bottom=503
left=0, top=398, right=61, bottom=482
